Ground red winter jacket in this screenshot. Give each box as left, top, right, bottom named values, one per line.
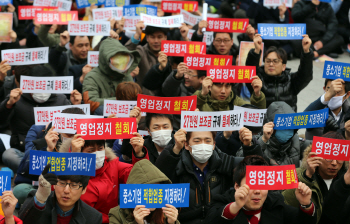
left=0, top=215, right=22, bottom=224
left=80, top=147, right=149, bottom=223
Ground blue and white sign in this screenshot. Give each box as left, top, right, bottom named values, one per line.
left=120, top=184, right=190, bottom=208
left=258, top=23, right=306, bottom=40
left=0, top=171, right=11, bottom=196
left=273, top=108, right=329, bottom=130
left=323, top=61, right=350, bottom=82
left=105, top=0, right=130, bottom=7
left=0, top=0, right=12, bottom=6
left=75, top=0, right=104, bottom=9
left=123, top=4, right=157, bottom=17
left=29, top=151, right=96, bottom=176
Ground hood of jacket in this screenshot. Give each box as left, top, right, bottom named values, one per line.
left=265, top=101, right=295, bottom=124
left=127, top=159, right=171, bottom=184
left=98, top=38, right=141, bottom=80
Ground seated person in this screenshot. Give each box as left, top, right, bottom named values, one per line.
left=18, top=165, right=102, bottom=224
left=205, top=155, right=317, bottom=224
left=109, top=160, right=180, bottom=224
left=283, top=131, right=350, bottom=223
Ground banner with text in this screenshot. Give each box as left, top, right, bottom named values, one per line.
left=2, top=47, right=48, bottom=65
left=273, top=108, right=329, bottom=130
left=92, top=7, right=123, bottom=21
left=312, top=136, right=350, bottom=161
left=87, top=51, right=99, bottom=67
left=35, top=11, right=78, bottom=25
left=161, top=1, right=198, bottom=13
left=207, top=65, right=256, bottom=83
left=234, top=106, right=266, bottom=127
left=18, top=6, right=57, bottom=20
left=123, top=4, right=157, bottom=16
left=104, top=100, right=146, bottom=117
left=124, top=16, right=140, bottom=30
left=141, top=14, right=184, bottom=28
left=0, top=171, right=11, bottom=196
left=206, top=18, right=248, bottom=33
left=75, top=0, right=104, bottom=9
left=53, top=114, right=103, bottom=134
left=263, top=0, right=292, bottom=8
left=20, top=75, right=73, bottom=93
left=33, top=0, right=71, bottom=11
left=181, top=9, right=201, bottom=26
left=323, top=61, right=350, bottom=82
left=0, top=0, right=11, bottom=5
left=0, top=13, right=12, bottom=43
left=238, top=41, right=264, bottom=66
left=246, top=165, right=298, bottom=190
left=68, top=21, right=110, bottom=36
left=258, top=23, right=306, bottom=40
left=105, top=0, right=130, bottom=7
left=161, top=40, right=206, bottom=57
left=184, top=54, right=233, bottom=70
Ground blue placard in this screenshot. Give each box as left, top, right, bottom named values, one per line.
left=323, top=61, right=350, bottom=82
left=258, top=23, right=306, bottom=40
left=123, top=4, right=157, bottom=17
left=29, top=151, right=96, bottom=176
left=75, top=0, right=105, bottom=9
left=120, top=184, right=190, bottom=208
left=273, top=108, right=329, bottom=130
left=105, top=0, right=129, bottom=7
left=0, top=0, right=12, bottom=6
left=0, top=171, right=11, bottom=196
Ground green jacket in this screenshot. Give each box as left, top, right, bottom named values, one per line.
left=193, top=90, right=266, bottom=111
left=109, top=160, right=180, bottom=224
left=37, top=25, right=60, bottom=47
left=82, top=38, right=141, bottom=113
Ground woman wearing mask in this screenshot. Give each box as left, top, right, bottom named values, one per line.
left=109, top=159, right=180, bottom=224
left=60, top=134, right=149, bottom=224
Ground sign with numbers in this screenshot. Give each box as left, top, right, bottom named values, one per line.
left=161, top=40, right=206, bottom=57
left=207, top=65, right=256, bottom=83
left=312, top=136, right=350, bottom=161
left=141, top=14, right=184, bottom=28
left=181, top=9, right=201, bottom=26
left=258, top=23, right=306, bottom=40
left=2, top=47, right=49, bottom=65
left=103, top=100, right=146, bottom=117
left=184, top=54, right=233, bottom=70
left=234, top=106, right=266, bottom=127
left=20, top=75, right=73, bottom=93
left=53, top=113, right=103, bottom=134
left=92, top=7, right=123, bottom=21
left=68, top=21, right=110, bottom=36
left=322, top=61, right=350, bottom=82
left=206, top=18, right=249, bottom=33
left=87, top=51, right=99, bottom=67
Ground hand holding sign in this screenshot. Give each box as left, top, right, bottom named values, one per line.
left=324, top=79, right=344, bottom=101
left=45, top=126, right=59, bottom=152
left=130, top=106, right=142, bottom=124
left=36, top=164, right=58, bottom=203
left=305, top=152, right=323, bottom=178
left=174, top=129, right=187, bottom=154
left=345, top=120, right=350, bottom=140
left=302, top=34, right=312, bottom=53
left=234, top=184, right=250, bottom=210
left=71, top=134, right=85, bottom=152
left=295, top=182, right=312, bottom=207
left=314, top=40, right=323, bottom=51
left=59, top=31, right=70, bottom=47
left=262, top=122, right=274, bottom=143
left=245, top=24, right=255, bottom=40
left=197, top=20, right=208, bottom=35
left=80, top=64, right=93, bottom=83
left=1, top=191, right=18, bottom=219
left=134, top=205, right=151, bottom=224
left=253, top=34, right=262, bottom=54
left=163, top=204, right=179, bottom=224
left=0, top=60, right=10, bottom=82
left=130, top=132, right=145, bottom=157
left=239, top=127, right=252, bottom=146
left=135, top=20, right=145, bottom=41
left=201, top=76, right=213, bottom=96
left=70, top=90, right=82, bottom=105
left=6, top=88, right=22, bottom=108
left=251, top=76, right=262, bottom=97
left=176, top=62, right=188, bottom=79
left=7, top=3, right=15, bottom=13
left=278, top=3, right=287, bottom=18
left=158, top=51, right=168, bottom=71
left=9, top=30, right=16, bottom=43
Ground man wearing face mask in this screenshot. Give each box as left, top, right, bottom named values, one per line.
left=155, top=128, right=264, bottom=224
left=121, top=108, right=175, bottom=164
left=0, top=65, right=82, bottom=174
left=304, top=78, right=350, bottom=140
left=236, top=101, right=312, bottom=167
left=83, top=38, right=141, bottom=115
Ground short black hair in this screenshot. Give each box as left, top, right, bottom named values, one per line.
left=84, top=140, right=105, bottom=148
left=13, top=65, right=37, bottom=83
left=264, top=46, right=287, bottom=64
left=324, top=79, right=350, bottom=92
left=145, top=113, right=174, bottom=129
left=213, top=32, right=233, bottom=40
left=233, top=155, right=268, bottom=186
left=145, top=26, right=168, bottom=36
left=169, top=56, right=184, bottom=67
left=197, top=70, right=207, bottom=79
left=61, top=107, right=85, bottom=115
left=29, top=65, right=54, bottom=77
left=57, top=175, right=90, bottom=189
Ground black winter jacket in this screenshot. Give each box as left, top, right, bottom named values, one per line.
left=245, top=49, right=313, bottom=112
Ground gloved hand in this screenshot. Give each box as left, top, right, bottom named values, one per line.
left=35, top=164, right=58, bottom=203
left=323, top=116, right=339, bottom=134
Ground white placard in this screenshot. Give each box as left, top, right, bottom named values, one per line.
left=20, top=75, right=73, bottom=93
left=140, top=13, right=184, bottom=28
left=118, top=130, right=149, bottom=144
left=181, top=110, right=244, bottom=131
left=124, top=16, right=141, bottom=30
left=34, top=0, right=72, bottom=11
left=203, top=31, right=213, bottom=46
left=57, top=0, right=72, bottom=11
left=92, top=7, right=123, bottom=21
left=87, top=51, right=99, bottom=67
left=2, top=47, right=49, bottom=65
left=207, top=13, right=219, bottom=18
left=68, top=21, right=111, bottom=36
left=34, top=104, right=91, bottom=125
left=187, top=29, right=195, bottom=40
left=263, top=0, right=292, bottom=8
left=234, top=106, right=267, bottom=127
left=103, top=100, right=146, bottom=117
left=53, top=113, right=103, bottom=134
left=181, top=9, right=201, bottom=26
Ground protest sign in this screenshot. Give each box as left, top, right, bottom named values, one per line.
left=207, top=65, right=256, bottom=83
left=34, top=0, right=71, bottom=11
left=92, top=7, right=123, bottom=21
left=162, top=1, right=198, bottom=13
left=137, top=95, right=197, bottom=115
left=161, top=41, right=206, bottom=57
left=104, top=100, right=146, bottom=117
left=263, top=0, right=292, bottom=8
left=312, top=136, right=350, bottom=161
left=258, top=24, right=306, bottom=40
left=30, top=151, right=96, bottom=176
left=68, top=21, right=110, bottom=36
left=187, top=29, right=195, bottom=39
left=35, top=11, right=78, bottom=25
left=0, top=0, right=11, bottom=5
left=18, top=6, right=57, bottom=20
left=76, top=118, right=137, bottom=140
left=203, top=31, right=214, bottom=46
left=0, top=172, right=11, bottom=196
left=34, top=104, right=91, bottom=125
left=180, top=110, right=244, bottom=131
left=206, top=18, right=248, bottom=33
left=2, top=47, right=48, bottom=65
left=87, top=51, right=99, bottom=67
left=234, top=106, right=266, bottom=127
left=75, top=0, right=104, bottom=9
left=56, top=0, right=72, bottom=11
left=238, top=41, right=264, bottom=66
left=184, top=54, right=233, bottom=70
left=53, top=113, right=103, bottom=134
left=273, top=108, right=329, bottom=130
left=123, top=4, right=157, bottom=16
left=20, top=75, right=73, bottom=94
left=181, top=9, right=201, bottom=26
left=118, top=130, right=149, bottom=145
left=141, top=14, right=184, bottom=28
left=246, top=165, right=298, bottom=190
left=105, top=0, right=130, bottom=7
left=123, top=16, right=140, bottom=30
left=120, top=183, right=190, bottom=208
left=0, top=13, right=12, bottom=43
left=323, top=61, right=350, bottom=82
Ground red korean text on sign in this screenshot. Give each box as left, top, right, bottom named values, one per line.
left=161, top=1, right=198, bottom=13
left=161, top=41, right=206, bottom=57
left=18, top=6, right=58, bottom=20
left=76, top=118, right=137, bottom=140
left=207, top=66, right=256, bottom=83
left=206, top=18, right=249, bottom=33
left=184, top=54, right=233, bottom=70
left=35, top=11, right=78, bottom=25
left=312, top=136, right=350, bottom=161
left=137, top=94, right=197, bottom=115
left=246, top=165, right=299, bottom=190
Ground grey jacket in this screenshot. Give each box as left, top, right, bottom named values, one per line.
left=162, top=70, right=197, bottom=97
left=19, top=190, right=102, bottom=224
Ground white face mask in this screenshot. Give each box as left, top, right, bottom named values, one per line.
left=150, top=130, right=172, bottom=148
left=61, top=136, right=71, bottom=143
left=32, top=93, right=51, bottom=103
left=189, top=144, right=214, bottom=163
left=92, top=150, right=105, bottom=170
left=328, top=94, right=346, bottom=110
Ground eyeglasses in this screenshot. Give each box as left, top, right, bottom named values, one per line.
left=57, top=181, right=83, bottom=190
left=265, top=59, right=282, bottom=65
left=324, top=159, right=344, bottom=164
left=214, top=39, right=231, bottom=44
left=184, top=73, right=198, bottom=78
